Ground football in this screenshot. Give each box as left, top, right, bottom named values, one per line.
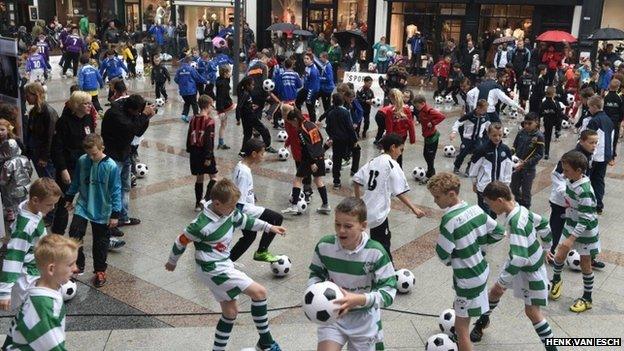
left=278, top=148, right=290, bottom=161
left=438, top=308, right=456, bottom=336
left=61, top=279, right=77, bottom=302
left=512, top=155, right=521, bottom=169
left=567, top=94, right=575, bottom=104
left=263, top=79, right=275, bottom=92
left=190, top=61, right=198, bottom=69
left=425, top=333, right=457, bottom=351
left=561, top=120, right=571, bottom=129
left=444, top=95, right=453, bottom=103
left=277, top=119, right=285, bottom=128
left=155, top=98, right=165, bottom=107
left=315, top=99, right=321, bottom=107
left=503, top=127, right=510, bottom=137
left=136, top=163, right=149, bottom=178
left=509, top=111, right=518, bottom=118
left=395, top=268, right=415, bottom=293
left=372, top=96, right=383, bottom=107
left=412, top=167, right=427, bottom=181
left=302, top=281, right=344, bottom=325
left=296, top=198, right=308, bottom=213
left=443, top=145, right=455, bottom=157
left=270, top=255, right=292, bottom=277
left=277, top=130, right=288, bottom=142
left=566, top=250, right=582, bottom=271
left=324, top=159, right=333, bottom=173
left=434, top=96, right=444, bottom=104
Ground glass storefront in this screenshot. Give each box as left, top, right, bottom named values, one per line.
left=337, top=0, right=368, bottom=32
left=479, top=4, right=534, bottom=41
left=271, top=0, right=302, bottom=25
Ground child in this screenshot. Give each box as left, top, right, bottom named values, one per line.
left=282, top=108, right=331, bottom=215
left=165, top=178, right=286, bottom=351
left=469, top=123, right=514, bottom=218
left=518, top=67, right=533, bottom=110
left=510, top=113, right=544, bottom=209
left=382, top=89, right=416, bottom=168
left=602, top=79, right=624, bottom=157
left=574, top=87, right=595, bottom=131
left=549, top=150, right=600, bottom=313
left=24, top=46, right=48, bottom=83
left=451, top=99, right=490, bottom=175
left=186, top=95, right=219, bottom=211
left=65, top=134, right=123, bottom=287
left=433, top=55, right=451, bottom=98
left=597, top=61, right=613, bottom=95
left=215, top=65, right=235, bottom=150
left=356, top=76, right=375, bottom=139
left=426, top=173, right=505, bottom=351
left=308, top=196, right=396, bottom=351
left=0, top=139, right=33, bottom=223
left=449, top=63, right=465, bottom=105
left=325, top=93, right=358, bottom=189
left=403, top=89, right=415, bottom=113
left=539, top=86, right=565, bottom=160
left=121, top=41, right=136, bottom=78
left=174, top=55, right=207, bottom=122
left=529, top=64, right=547, bottom=114
left=352, top=133, right=425, bottom=261
left=151, top=54, right=171, bottom=103
left=413, top=94, right=446, bottom=181
left=2, top=234, right=78, bottom=350
left=503, top=62, right=516, bottom=94
left=471, top=181, right=557, bottom=350
left=77, top=54, right=105, bottom=112
left=230, top=139, right=284, bottom=263
left=0, top=178, right=62, bottom=311
left=282, top=104, right=314, bottom=203
left=99, top=49, right=128, bottom=101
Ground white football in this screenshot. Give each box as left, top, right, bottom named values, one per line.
left=395, top=268, right=415, bottom=293
left=61, top=279, right=77, bottom=301
left=270, top=255, right=292, bottom=277
left=315, top=99, right=320, bottom=108
left=277, top=147, right=290, bottom=161
left=567, top=94, right=575, bottom=104
left=277, top=119, right=285, bottom=128
left=190, top=61, right=198, bottom=68
left=412, top=167, right=427, bottom=181
left=443, top=145, right=455, bottom=157
left=438, top=308, right=456, bottom=336
left=155, top=98, right=165, bottom=107
left=136, top=163, right=149, bottom=178
left=426, top=333, right=458, bottom=351
left=324, top=159, right=333, bottom=173
left=263, top=79, right=275, bottom=92
left=509, top=111, right=518, bottom=118
left=296, top=198, right=308, bottom=213
left=566, top=250, right=581, bottom=271
left=512, top=155, right=521, bottom=169
left=434, top=96, right=444, bottom=104
left=561, top=120, right=571, bottom=129
left=372, top=96, right=383, bottom=107
left=277, top=130, right=288, bottom=142
left=302, top=281, right=344, bottom=325
left=444, top=95, right=453, bottom=103
left=503, top=127, right=510, bottom=137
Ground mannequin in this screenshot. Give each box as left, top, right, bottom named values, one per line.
left=406, top=25, right=424, bottom=75
left=406, top=24, right=418, bottom=60
left=155, top=2, right=166, bottom=25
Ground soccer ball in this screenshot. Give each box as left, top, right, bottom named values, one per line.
left=302, top=281, right=344, bottom=325
left=566, top=250, right=581, bottom=271
left=412, top=167, right=426, bottom=181
left=61, top=279, right=77, bottom=302
left=263, top=79, right=275, bottom=92
left=372, top=96, right=383, bottom=107
left=509, top=111, right=518, bottom=118
left=278, top=148, right=290, bottom=161
left=567, top=94, right=575, bottom=104
left=425, top=333, right=457, bottom=351
left=324, top=159, right=333, bottom=173
left=559, top=101, right=566, bottom=110
left=190, top=61, right=198, bottom=69
left=434, top=96, right=444, bottom=104
left=443, top=145, right=455, bottom=157
left=561, top=120, right=571, bottom=129
left=155, top=98, right=165, bottom=107
left=444, top=95, right=453, bottom=103
left=512, top=155, right=521, bottom=169
left=503, top=127, right=510, bottom=137
left=136, top=163, right=149, bottom=178
left=277, top=130, right=288, bottom=142
left=315, top=99, right=321, bottom=108
left=395, top=268, right=415, bottom=293
left=296, top=198, right=308, bottom=213
left=277, top=119, right=285, bottom=128
left=438, top=308, right=456, bottom=336
left=270, top=255, right=292, bottom=277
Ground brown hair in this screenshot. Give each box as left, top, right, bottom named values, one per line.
left=482, top=181, right=513, bottom=201
left=488, top=122, right=504, bottom=134
left=29, top=178, right=62, bottom=201
left=561, top=150, right=588, bottom=173
left=580, top=129, right=598, bottom=141
left=587, top=95, right=604, bottom=110
left=286, top=108, right=304, bottom=122
left=83, top=133, right=104, bottom=150
left=210, top=178, right=241, bottom=204
left=427, top=172, right=461, bottom=195
left=335, top=197, right=367, bottom=223
left=476, top=99, right=488, bottom=109
left=24, top=82, right=46, bottom=112
left=0, top=118, right=16, bottom=140
left=413, top=94, right=427, bottom=104
left=198, top=94, right=214, bottom=110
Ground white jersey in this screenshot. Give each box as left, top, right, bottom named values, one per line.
left=233, top=161, right=254, bottom=205
left=352, top=153, right=410, bottom=228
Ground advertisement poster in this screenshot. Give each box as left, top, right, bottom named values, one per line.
left=0, top=37, right=21, bottom=139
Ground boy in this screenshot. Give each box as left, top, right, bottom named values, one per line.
left=77, top=54, right=105, bottom=112
left=433, top=55, right=451, bottom=98
left=0, top=178, right=62, bottom=311
left=540, top=86, right=565, bottom=159
left=352, top=133, right=425, bottom=262
left=215, top=65, right=234, bottom=150
left=414, top=95, right=446, bottom=181
left=24, top=46, right=48, bottom=84
left=309, top=197, right=396, bottom=351
left=471, top=181, right=557, bottom=351
left=597, top=61, right=613, bottom=95
left=65, top=134, right=123, bottom=287
left=574, top=87, right=596, bottom=131
left=451, top=99, right=490, bottom=176
left=448, top=63, right=465, bottom=105
left=175, top=55, right=207, bottom=122
left=469, top=123, right=514, bottom=218
left=426, top=173, right=505, bottom=351
left=602, top=79, right=624, bottom=157
left=99, top=49, right=128, bottom=101
left=356, top=76, right=375, bottom=139
left=325, top=93, right=358, bottom=189
left=518, top=67, right=533, bottom=110
left=529, top=64, right=547, bottom=114
left=511, top=113, right=545, bottom=208
left=151, top=54, right=171, bottom=103
left=165, top=179, right=286, bottom=351
left=549, top=151, right=600, bottom=313
left=3, top=234, right=78, bottom=350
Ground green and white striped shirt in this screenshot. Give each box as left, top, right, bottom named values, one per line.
left=498, top=204, right=553, bottom=287
left=168, top=201, right=272, bottom=271
left=308, top=233, right=396, bottom=310
left=6, top=286, right=66, bottom=351
left=436, top=201, right=505, bottom=299
left=0, top=201, right=46, bottom=298
left=562, top=176, right=599, bottom=244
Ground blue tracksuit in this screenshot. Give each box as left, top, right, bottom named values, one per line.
left=319, top=61, right=335, bottom=94
left=99, top=56, right=127, bottom=81
left=213, top=53, right=234, bottom=67
left=277, top=70, right=302, bottom=101
left=303, top=64, right=320, bottom=101
left=174, top=63, right=207, bottom=96
left=25, top=54, right=47, bottom=72
left=350, top=99, right=364, bottom=125
left=148, top=25, right=166, bottom=46
left=77, top=64, right=104, bottom=92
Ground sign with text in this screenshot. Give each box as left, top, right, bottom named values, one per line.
left=342, top=71, right=386, bottom=99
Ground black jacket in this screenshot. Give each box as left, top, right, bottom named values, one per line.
left=235, top=90, right=254, bottom=122
left=27, top=102, right=58, bottom=162
left=603, top=91, right=624, bottom=124
left=325, top=106, right=357, bottom=143
left=151, top=64, right=170, bottom=84
left=51, top=106, right=95, bottom=172
left=216, top=77, right=233, bottom=112
left=539, top=98, right=565, bottom=125
left=512, top=129, right=544, bottom=169
left=101, top=99, right=151, bottom=161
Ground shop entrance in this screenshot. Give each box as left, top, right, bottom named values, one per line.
left=436, top=16, right=463, bottom=56
left=306, top=4, right=335, bottom=37
left=125, top=3, right=140, bottom=32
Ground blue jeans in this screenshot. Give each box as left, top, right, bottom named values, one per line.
left=115, top=158, right=131, bottom=222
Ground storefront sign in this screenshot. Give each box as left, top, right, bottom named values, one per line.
left=343, top=71, right=386, bottom=99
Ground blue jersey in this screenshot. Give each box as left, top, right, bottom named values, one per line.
left=25, top=54, right=47, bottom=72
left=277, top=70, right=302, bottom=101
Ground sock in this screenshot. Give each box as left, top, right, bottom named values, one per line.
left=552, top=259, right=564, bottom=283
left=582, top=272, right=594, bottom=301
left=194, top=182, right=204, bottom=204
left=219, top=138, right=224, bottom=145
left=483, top=299, right=499, bottom=317
left=251, top=299, right=274, bottom=347
left=303, top=185, right=313, bottom=197
left=213, top=315, right=235, bottom=351
left=318, top=186, right=328, bottom=205
left=291, top=187, right=301, bottom=204
left=533, top=319, right=554, bottom=346
left=205, top=179, right=217, bottom=201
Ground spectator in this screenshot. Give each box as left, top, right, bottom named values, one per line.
left=103, top=21, right=119, bottom=45
left=311, top=33, right=329, bottom=58
left=509, top=40, right=531, bottom=83
left=196, top=20, right=206, bottom=53
left=373, top=36, right=393, bottom=74
left=327, top=37, right=342, bottom=83
left=461, top=40, right=478, bottom=83
left=598, top=43, right=619, bottom=67
left=23, top=82, right=58, bottom=178
left=243, top=22, right=255, bottom=55
left=541, top=45, right=564, bottom=85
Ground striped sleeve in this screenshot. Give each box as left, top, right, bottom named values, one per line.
left=435, top=224, right=455, bottom=266
left=498, top=229, right=530, bottom=287
left=168, top=220, right=204, bottom=265
left=0, top=229, right=31, bottom=298
left=571, top=188, right=596, bottom=238
left=307, top=243, right=328, bottom=286
left=533, top=212, right=553, bottom=250
left=484, top=215, right=505, bottom=244
left=234, top=209, right=272, bottom=233
left=367, top=249, right=396, bottom=309
left=14, top=296, right=66, bottom=351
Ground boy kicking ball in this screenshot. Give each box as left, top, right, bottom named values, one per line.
left=165, top=179, right=286, bottom=351
left=470, top=181, right=557, bottom=350
left=426, top=173, right=505, bottom=351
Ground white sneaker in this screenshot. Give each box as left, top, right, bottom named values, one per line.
left=316, top=204, right=331, bottom=215
left=281, top=204, right=300, bottom=215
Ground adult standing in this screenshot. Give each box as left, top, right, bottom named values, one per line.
left=23, top=82, right=58, bottom=178
left=311, top=33, right=329, bottom=58
left=407, top=29, right=425, bottom=75
left=327, top=37, right=342, bottom=83
left=195, top=20, right=206, bottom=53
left=148, top=22, right=167, bottom=50
left=509, top=40, right=530, bottom=82
left=103, top=21, right=119, bottom=46
left=461, top=40, right=478, bottom=83
left=598, top=43, right=619, bottom=67
left=466, top=68, right=524, bottom=123
left=243, top=22, right=255, bottom=56
left=373, top=36, right=393, bottom=74
left=176, top=21, right=188, bottom=57
left=61, top=27, right=83, bottom=78
left=542, top=45, right=564, bottom=85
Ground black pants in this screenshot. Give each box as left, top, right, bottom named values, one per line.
left=91, top=95, right=102, bottom=112
left=589, top=161, right=607, bottom=212
left=350, top=144, right=361, bottom=175
left=546, top=69, right=556, bottom=85
left=529, top=98, right=541, bottom=114
left=370, top=218, right=392, bottom=262
left=362, top=110, right=371, bottom=137
left=477, top=191, right=496, bottom=219
left=510, top=168, right=536, bottom=208
left=332, top=141, right=351, bottom=185
left=549, top=202, right=566, bottom=254
left=155, top=82, right=168, bottom=99
left=196, top=83, right=205, bottom=96
left=62, top=51, right=80, bottom=76
left=374, top=111, right=385, bottom=142
left=319, top=91, right=332, bottom=115
left=295, top=88, right=319, bottom=122
left=51, top=170, right=72, bottom=235
left=454, top=139, right=476, bottom=170
left=423, top=139, right=438, bottom=178
left=68, top=215, right=110, bottom=272
left=434, top=77, right=448, bottom=97
left=205, top=83, right=216, bottom=100
left=613, top=121, right=621, bottom=158
left=127, top=60, right=136, bottom=76
left=543, top=118, right=561, bottom=156
left=230, top=208, right=283, bottom=262
left=182, top=94, right=199, bottom=116
left=241, top=114, right=271, bottom=151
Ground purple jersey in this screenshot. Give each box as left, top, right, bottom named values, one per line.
left=36, top=40, right=50, bottom=61
left=25, top=54, right=47, bottom=72
left=64, top=34, right=84, bottom=53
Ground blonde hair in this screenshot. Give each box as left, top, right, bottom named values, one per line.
left=29, top=178, right=63, bottom=201
left=0, top=118, right=16, bottom=139
left=68, top=91, right=92, bottom=114
left=210, top=178, right=241, bottom=204
left=24, top=82, right=46, bottom=111
left=35, top=234, right=79, bottom=269
left=388, top=88, right=406, bottom=119
left=427, top=172, right=461, bottom=195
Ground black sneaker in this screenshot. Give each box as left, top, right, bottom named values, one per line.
left=470, top=315, right=490, bottom=342
left=597, top=208, right=603, bottom=215
left=544, top=154, right=550, bottom=160
left=591, top=259, right=605, bottom=269
left=109, top=227, right=125, bottom=237
left=333, top=182, right=341, bottom=189
left=265, top=146, right=278, bottom=154
left=453, top=167, right=460, bottom=175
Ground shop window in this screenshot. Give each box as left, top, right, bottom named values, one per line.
left=479, top=4, right=533, bottom=39
left=271, top=0, right=302, bottom=26
left=440, top=4, right=466, bottom=16
left=338, top=0, right=367, bottom=32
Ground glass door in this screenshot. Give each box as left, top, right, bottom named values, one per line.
left=307, top=4, right=334, bottom=36
left=437, top=17, right=462, bottom=57
left=125, top=3, right=140, bottom=32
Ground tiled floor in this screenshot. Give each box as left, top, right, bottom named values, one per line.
left=0, top=57, right=623, bottom=350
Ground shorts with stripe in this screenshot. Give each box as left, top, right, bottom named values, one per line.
left=511, top=265, right=549, bottom=306
left=453, top=289, right=489, bottom=318
left=318, top=308, right=382, bottom=351
left=196, top=260, right=253, bottom=302
left=570, top=239, right=601, bottom=257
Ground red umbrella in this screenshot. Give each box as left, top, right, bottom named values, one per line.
left=536, top=30, right=577, bottom=43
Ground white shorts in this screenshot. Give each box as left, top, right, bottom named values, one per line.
left=453, top=289, right=489, bottom=318
left=10, top=274, right=38, bottom=310
left=572, top=239, right=601, bottom=257
left=241, top=203, right=265, bottom=218
left=510, top=265, right=549, bottom=306
left=318, top=308, right=381, bottom=351
left=196, top=260, right=253, bottom=302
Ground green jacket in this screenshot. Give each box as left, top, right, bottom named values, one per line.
left=79, top=17, right=90, bottom=36
left=311, top=39, right=328, bottom=57
left=328, top=45, right=342, bottom=64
